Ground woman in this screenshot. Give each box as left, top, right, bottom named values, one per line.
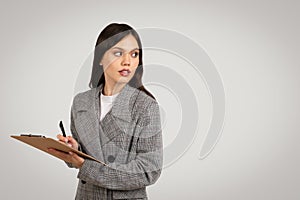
left=49, top=23, right=163, bottom=199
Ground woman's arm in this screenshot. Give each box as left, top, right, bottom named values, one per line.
left=77, top=101, right=163, bottom=190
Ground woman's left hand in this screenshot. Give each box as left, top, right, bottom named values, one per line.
left=47, top=148, right=85, bottom=168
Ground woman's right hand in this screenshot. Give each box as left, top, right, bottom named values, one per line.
left=57, top=134, right=79, bottom=150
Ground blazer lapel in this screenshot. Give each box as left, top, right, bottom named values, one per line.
left=100, top=84, right=140, bottom=145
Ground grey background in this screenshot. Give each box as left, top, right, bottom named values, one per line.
left=1, top=0, right=299, bottom=199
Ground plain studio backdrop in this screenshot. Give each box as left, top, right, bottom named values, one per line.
left=1, top=0, right=299, bottom=199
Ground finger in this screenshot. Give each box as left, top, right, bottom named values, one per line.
left=66, top=136, right=77, bottom=144
left=48, top=148, right=66, bottom=158
left=57, top=140, right=71, bottom=146
left=48, top=148, right=71, bottom=162
left=57, top=134, right=68, bottom=143
left=66, top=136, right=78, bottom=149
left=66, top=143, right=73, bottom=147
left=56, top=134, right=68, bottom=142
left=69, top=151, right=80, bottom=160
left=56, top=135, right=75, bottom=148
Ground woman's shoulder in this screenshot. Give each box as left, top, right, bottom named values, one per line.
left=72, top=88, right=98, bottom=107
left=75, top=88, right=97, bottom=98
left=129, top=87, right=160, bottom=127
left=129, top=86, right=158, bottom=113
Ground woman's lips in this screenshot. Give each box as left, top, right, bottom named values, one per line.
left=118, top=69, right=131, bottom=77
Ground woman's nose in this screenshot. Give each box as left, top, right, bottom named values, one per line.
left=121, top=53, right=130, bottom=66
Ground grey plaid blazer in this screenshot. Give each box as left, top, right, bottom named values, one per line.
left=69, top=84, right=163, bottom=200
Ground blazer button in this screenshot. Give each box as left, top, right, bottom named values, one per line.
left=107, top=155, right=115, bottom=163
left=81, top=180, right=86, bottom=184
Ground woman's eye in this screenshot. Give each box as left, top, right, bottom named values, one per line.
left=114, top=51, right=122, bottom=57
left=131, top=52, right=139, bottom=58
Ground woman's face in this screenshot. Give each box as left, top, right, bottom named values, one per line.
left=101, top=34, right=140, bottom=87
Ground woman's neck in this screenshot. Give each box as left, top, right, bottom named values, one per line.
left=103, top=81, right=125, bottom=96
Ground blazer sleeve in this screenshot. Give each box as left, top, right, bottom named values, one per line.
left=77, top=101, right=163, bottom=190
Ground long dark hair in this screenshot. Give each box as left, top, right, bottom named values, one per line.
left=89, top=23, right=154, bottom=99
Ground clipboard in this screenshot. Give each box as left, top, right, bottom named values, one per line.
left=11, top=134, right=107, bottom=166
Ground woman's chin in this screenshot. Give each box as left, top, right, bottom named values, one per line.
left=115, top=77, right=131, bottom=85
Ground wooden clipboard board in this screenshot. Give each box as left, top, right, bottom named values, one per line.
left=11, top=134, right=107, bottom=166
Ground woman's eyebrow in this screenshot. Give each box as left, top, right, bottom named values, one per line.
left=112, top=47, right=140, bottom=51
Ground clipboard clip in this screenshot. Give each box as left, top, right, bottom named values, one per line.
left=21, top=134, right=46, bottom=138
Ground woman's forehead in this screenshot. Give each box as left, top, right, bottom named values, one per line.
left=111, top=34, right=139, bottom=51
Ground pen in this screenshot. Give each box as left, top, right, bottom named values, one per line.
left=59, top=120, right=66, bottom=137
